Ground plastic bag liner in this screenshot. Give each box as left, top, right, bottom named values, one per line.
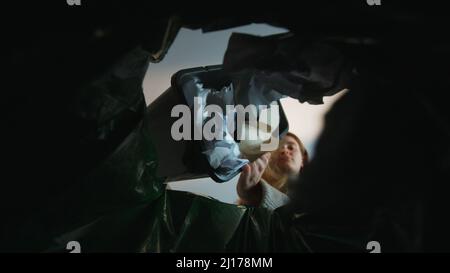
left=146, top=65, right=288, bottom=183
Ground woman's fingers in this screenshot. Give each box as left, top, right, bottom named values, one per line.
left=254, top=152, right=271, bottom=173
left=237, top=153, right=272, bottom=205
left=239, top=153, right=271, bottom=187
left=240, top=164, right=251, bottom=183
left=237, top=164, right=253, bottom=198
left=239, top=154, right=268, bottom=188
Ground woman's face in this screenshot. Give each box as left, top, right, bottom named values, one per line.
left=272, top=135, right=303, bottom=175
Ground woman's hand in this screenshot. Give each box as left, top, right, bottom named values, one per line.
left=237, top=152, right=271, bottom=206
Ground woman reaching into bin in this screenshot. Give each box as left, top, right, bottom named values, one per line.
left=237, top=132, right=308, bottom=210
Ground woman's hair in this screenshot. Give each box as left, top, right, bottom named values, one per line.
left=261, top=132, right=309, bottom=193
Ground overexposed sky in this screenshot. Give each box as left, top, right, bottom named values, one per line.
left=143, top=24, right=343, bottom=204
